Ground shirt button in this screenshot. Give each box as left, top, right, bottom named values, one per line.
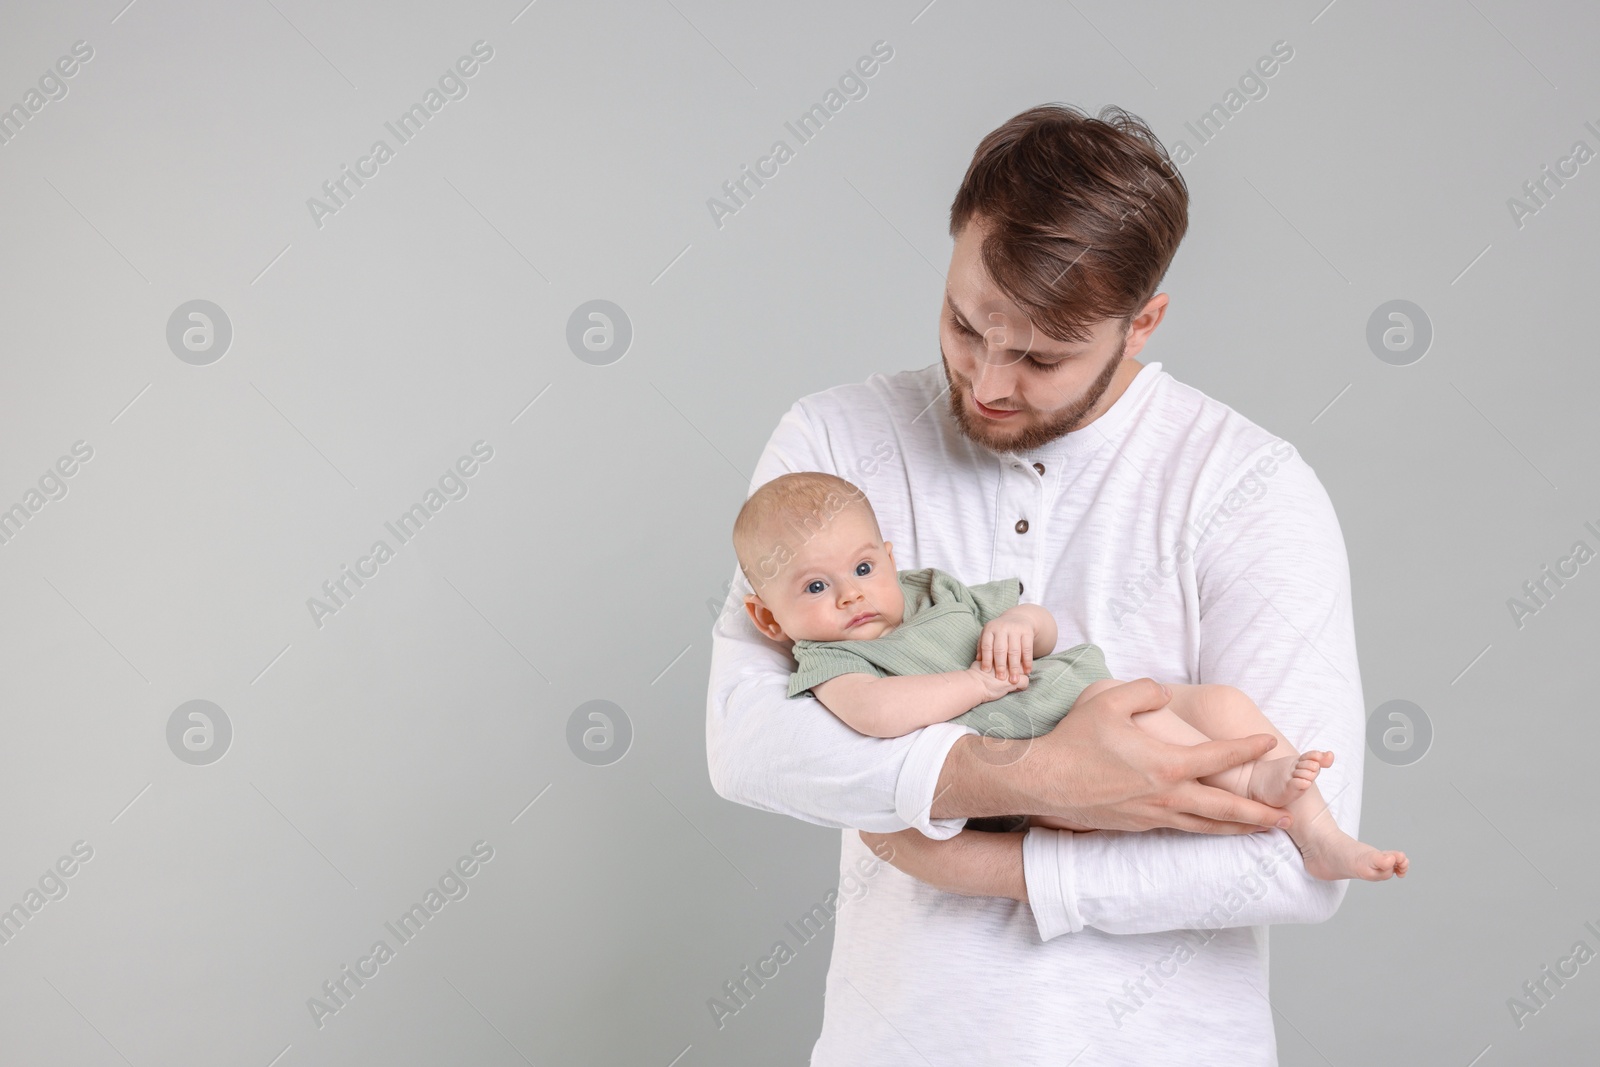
left=1015, top=519, right=1029, bottom=534
left=1033, top=462, right=1045, bottom=475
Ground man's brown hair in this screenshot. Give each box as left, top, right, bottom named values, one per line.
left=948, top=103, right=1188, bottom=345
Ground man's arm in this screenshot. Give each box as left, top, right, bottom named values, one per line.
left=929, top=681, right=1290, bottom=833
left=708, top=399, right=1294, bottom=839
left=705, top=399, right=980, bottom=838
left=1017, top=443, right=1362, bottom=939
left=859, top=826, right=1029, bottom=902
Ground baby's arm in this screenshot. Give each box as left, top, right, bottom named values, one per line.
left=810, top=599, right=1053, bottom=739
left=811, top=667, right=1023, bottom=739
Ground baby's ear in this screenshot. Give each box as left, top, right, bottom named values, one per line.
left=743, top=594, right=783, bottom=639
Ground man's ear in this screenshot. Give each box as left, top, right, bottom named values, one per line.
left=744, top=593, right=786, bottom=641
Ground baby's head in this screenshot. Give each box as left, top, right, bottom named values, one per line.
left=732, top=471, right=905, bottom=643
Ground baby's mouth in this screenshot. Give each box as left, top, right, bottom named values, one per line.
left=846, top=612, right=878, bottom=629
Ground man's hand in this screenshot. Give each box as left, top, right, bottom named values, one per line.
left=978, top=610, right=1036, bottom=682
left=931, top=678, right=1294, bottom=833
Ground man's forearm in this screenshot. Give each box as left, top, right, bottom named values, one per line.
left=929, top=732, right=1043, bottom=820
left=862, top=828, right=1028, bottom=901
left=941, top=830, right=1028, bottom=901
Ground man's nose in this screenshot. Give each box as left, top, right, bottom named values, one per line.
left=969, top=351, right=1015, bottom=403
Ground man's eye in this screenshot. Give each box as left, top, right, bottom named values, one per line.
left=806, top=580, right=825, bottom=594
left=956, top=316, right=1063, bottom=370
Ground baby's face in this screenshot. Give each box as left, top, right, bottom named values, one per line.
left=744, top=510, right=905, bottom=643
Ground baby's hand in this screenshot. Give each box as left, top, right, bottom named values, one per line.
left=967, top=659, right=1028, bottom=702
left=978, top=614, right=1035, bottom=683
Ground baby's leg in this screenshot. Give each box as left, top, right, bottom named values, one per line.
left=1036, top=680, right=1407, bottom=880
left=1158, top=682, right=1408, bottom=881
left=1043, top=679, right=1314, bottom=806
left=1159, top=684, right=1331, bottom=808
left=1026, top=685, right=1293, bottom=833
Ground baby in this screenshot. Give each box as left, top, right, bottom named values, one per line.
left=733, top=470, right=1407, bottom=883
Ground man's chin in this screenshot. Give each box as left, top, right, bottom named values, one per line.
left=962, top=415, right=1027, bottom=449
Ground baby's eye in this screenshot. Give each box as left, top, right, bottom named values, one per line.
left=805, top=580, right=825, bottom=595
left=855, top=561, right=873, bottom=577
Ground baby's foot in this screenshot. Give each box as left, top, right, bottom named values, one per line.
left=1297, top=830, right=1410, bottom=882
left=1246, top=750, right=1332, bottom=807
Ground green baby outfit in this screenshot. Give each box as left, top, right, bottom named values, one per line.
left=787, top=567, right=1112, bottom=739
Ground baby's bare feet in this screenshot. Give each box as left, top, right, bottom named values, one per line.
left=1247, top=750, right=1332, bottom=808
left=1298, top=830, right=1410, bottom=882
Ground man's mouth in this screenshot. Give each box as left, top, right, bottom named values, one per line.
left=974, top=397, right=1021, bottom=419
left=847, top=612, right=878, bottom=628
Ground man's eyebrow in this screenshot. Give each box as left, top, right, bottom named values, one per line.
left=945, top=292, right=977, bottom=330
left=944, top=292, right=1071, bottom=357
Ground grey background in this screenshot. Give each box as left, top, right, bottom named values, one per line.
left=0, top=0, right=1594, bottom=1063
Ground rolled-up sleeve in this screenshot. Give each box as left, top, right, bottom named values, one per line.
left=705, top=399, right=977, bottom=838
left=1022, top=443, right=1359, bottom=938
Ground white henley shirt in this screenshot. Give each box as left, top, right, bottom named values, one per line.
left=705, top=360, right=1363, bottom=1065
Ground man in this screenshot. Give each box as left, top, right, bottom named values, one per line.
left=705, top=103, right=1363, bottom=1064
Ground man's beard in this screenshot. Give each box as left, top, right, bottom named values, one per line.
left=941, top=331, right=1128, bottom=453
